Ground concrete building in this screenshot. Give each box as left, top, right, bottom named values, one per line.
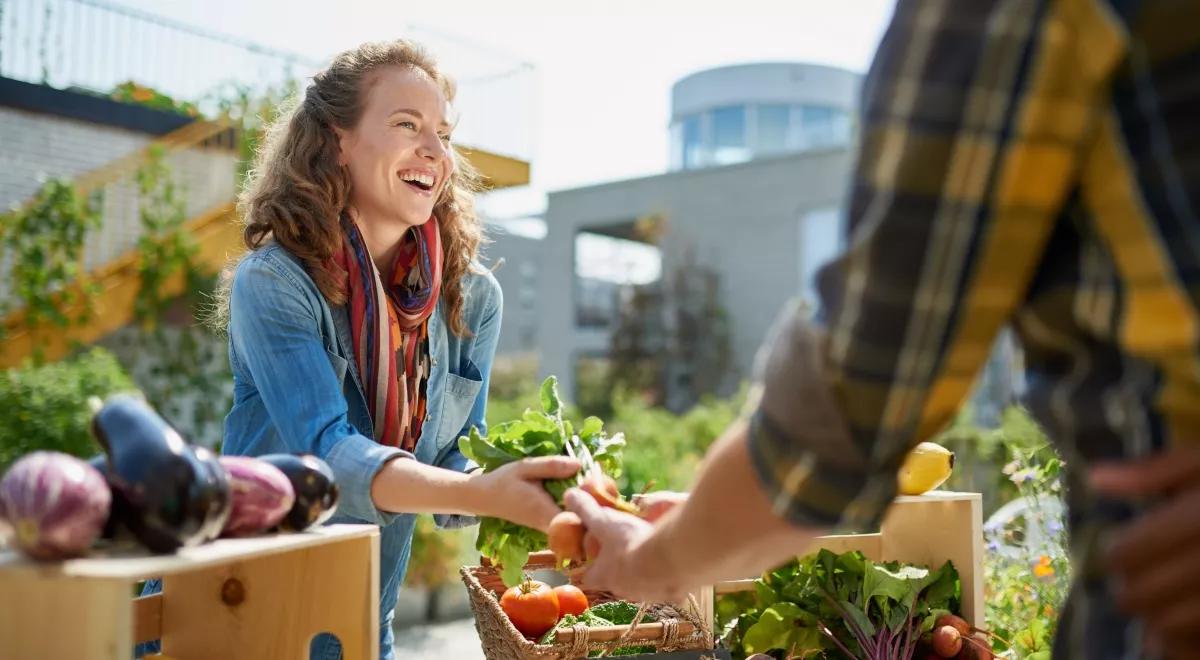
left=483, top=224, right=545, bottom=356
left=535, top=62, right=862, bottom=401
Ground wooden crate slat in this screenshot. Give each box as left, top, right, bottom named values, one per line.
left=0, top=523, right=376, bottom=580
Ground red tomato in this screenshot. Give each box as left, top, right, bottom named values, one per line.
left=500, top=579, right=560, bottom=638
left=553, top=584, right=589, bottom=618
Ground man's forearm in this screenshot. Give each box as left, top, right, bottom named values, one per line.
left=632, top=422, right=826, bottom=592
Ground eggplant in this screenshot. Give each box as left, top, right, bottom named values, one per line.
left=85, top=454, right=124, bottom=541
left=258, top=454, right=340, bottom=531
left=0, top=451, right=111, bottom=560
left=190, top=446, right=233, bottom=542
left=218, top=456, right=294, bottom=536
left=90, top=395, right=231, bottom=553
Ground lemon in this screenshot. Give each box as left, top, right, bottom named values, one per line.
left=897, top=442, right=955, bottom=495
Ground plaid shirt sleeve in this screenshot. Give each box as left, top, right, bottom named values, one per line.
left=748, top=0, right=1125, bottom=531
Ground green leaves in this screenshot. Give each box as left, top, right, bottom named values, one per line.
left=742, top=602, right=823, bottom=657
left=539, top=601, right=657, bottom=655
left=720, top=549, right=964, bottom=659
left=587, top=601, right=648, bottom=625
left=540, top=375, right=562, bottom=418
left=464, top=376, right=627, bottom=587
left=0, top=179, right=102, bottom=354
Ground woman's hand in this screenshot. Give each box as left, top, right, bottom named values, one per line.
left=468, top=456, right=580, bottom=531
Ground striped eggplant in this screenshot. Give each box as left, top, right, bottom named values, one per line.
left=258, top=454, right=340, bottom=532
left=218, top=456, right=295, bottom=536
left=0, top=452, right=111, bottom=560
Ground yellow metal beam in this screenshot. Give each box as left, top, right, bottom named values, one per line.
left=458, top=146, right=530, bottom=189
left=0, top=202, right=243, bottom=368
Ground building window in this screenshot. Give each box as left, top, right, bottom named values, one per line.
left=681, top=115, right=705, bottom=170
left=711, top=105, right=749, bottom=165
left=798, top=106, right=852, bottom=150
left=754, top=104, right=790, bottom=155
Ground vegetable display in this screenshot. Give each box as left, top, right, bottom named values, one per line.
left=0, top=394, right=341, bottom=561
left=459, top=376, right=631, bottom=586
left=720, top=549, right=1003, bottom=659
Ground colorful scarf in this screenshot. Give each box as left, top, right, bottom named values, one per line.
left=335, top=214, right=443, bottom=451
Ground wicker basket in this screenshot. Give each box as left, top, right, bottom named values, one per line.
left=462, top=551, right=714, bottom=659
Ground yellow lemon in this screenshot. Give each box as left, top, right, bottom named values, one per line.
left=897, top=442, right=955, bottom=495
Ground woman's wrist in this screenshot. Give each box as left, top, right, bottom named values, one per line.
left=459, top=467, right=490, bottom=517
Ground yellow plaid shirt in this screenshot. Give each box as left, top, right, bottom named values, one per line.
left=748, top=0, right=1200, bottom=656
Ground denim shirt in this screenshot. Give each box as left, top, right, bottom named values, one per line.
left=140, top=242, right=500, bottom=660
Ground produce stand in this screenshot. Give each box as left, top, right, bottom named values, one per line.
left=701, top=491, right=985, bottom=634
left=0, top=523, right=380, bottom=660
left=463, top=492, right=981, bottom=659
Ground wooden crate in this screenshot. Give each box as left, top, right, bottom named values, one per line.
left=0, top=523, right=380, bottom=660
left=698, top=491, right=985, bottom=635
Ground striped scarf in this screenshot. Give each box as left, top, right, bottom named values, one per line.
left=335, top=214, right=443, bottom=451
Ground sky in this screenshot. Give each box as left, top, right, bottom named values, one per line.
left=106, top=0, right=897, bottom=219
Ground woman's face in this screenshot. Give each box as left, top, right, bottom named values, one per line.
left=337, top=65, right=454, bottom=229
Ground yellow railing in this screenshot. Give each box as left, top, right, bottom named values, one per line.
left=0, top=118, right=242, bottom=368
left=0, top=115, right=531, bottom=368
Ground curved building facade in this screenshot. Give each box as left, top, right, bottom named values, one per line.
left=669, top=62, right=860, bottom=170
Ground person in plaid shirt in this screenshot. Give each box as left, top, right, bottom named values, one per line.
left=564, top=0, right=1200, bottom=656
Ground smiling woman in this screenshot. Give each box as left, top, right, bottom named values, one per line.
left=135, top=40, right=580, bottom=660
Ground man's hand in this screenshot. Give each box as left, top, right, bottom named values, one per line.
left=563, top=488, right=686, bottom=603
left=632, top=490, right=689, bottom=522
left=1090, top=446, right=1200, bottom=655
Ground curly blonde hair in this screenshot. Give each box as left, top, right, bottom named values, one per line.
left=236, top=39, right=483, bottom=335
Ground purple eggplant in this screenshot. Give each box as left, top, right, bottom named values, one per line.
left=90, top=395, right=230, bottom=553
left=0, top=452, right=111, bottom=560
left=190, top=446, right=233, bottom=542
left=257, top=454, right=340, bottom=531
left=85, top=454, right=124, bottom=541
left=218, top=456, right=294, bottom=536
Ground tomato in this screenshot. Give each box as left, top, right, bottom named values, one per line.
left=553, top=584, right=589, bottom=618
left=500, top=579, right=560, bottom=638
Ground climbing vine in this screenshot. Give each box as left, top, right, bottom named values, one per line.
left=123, top=146, right=231, bottom=444
left=0, top=179, right=102, bottom=363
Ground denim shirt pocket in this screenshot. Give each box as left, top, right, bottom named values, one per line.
left=436, top=361, right=483, bottom=450
left=325, top=349, right=349, bottom=384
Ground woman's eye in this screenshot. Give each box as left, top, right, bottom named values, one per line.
left=439, top=134, right=452, bottom=144
left=395, top=120, right=417, bottom=130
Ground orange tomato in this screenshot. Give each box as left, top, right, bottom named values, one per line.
left=553, top=584, right=589, bottom=618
